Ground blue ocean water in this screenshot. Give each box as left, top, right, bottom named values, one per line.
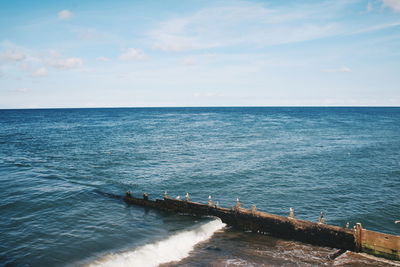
left=0, top=107, right=399, bottom=267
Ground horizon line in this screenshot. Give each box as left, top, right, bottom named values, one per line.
left=1, top=105, right=400, bottom=111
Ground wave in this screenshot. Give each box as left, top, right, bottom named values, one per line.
left=86, top=219, right=225, bottom=267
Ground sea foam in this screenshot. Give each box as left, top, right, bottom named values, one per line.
left=86, top=219, right=225, bottom=267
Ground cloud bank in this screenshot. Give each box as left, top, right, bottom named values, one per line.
left=148, top=3, right=341, bottom=52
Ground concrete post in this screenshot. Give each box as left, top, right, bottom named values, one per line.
left=251, top=205, right=257, bottom=214
left=318, top=211, right=325, bottom=224
left=354, top=223, right=363, bottom=252
left=235, top=198, right=241, bottom=210
left=289, top=208, right=295, bottom=219
left=208, top=195, right=213, bottom=206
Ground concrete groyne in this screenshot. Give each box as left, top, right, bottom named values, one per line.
left=122, top=192, right=399, bottom=261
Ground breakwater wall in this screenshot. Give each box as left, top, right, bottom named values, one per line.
left=122, top=192, right=399, bottom=261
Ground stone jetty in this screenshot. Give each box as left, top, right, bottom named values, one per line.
left=122, top=191, right=399, bottom=261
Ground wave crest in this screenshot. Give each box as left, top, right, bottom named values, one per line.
left=86, top=219, right=225, bottom=267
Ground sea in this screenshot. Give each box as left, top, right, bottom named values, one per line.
left=0, top=107, right=399, bottom=267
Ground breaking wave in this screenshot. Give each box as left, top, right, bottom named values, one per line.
left=86, top=219, right=225, bottom=267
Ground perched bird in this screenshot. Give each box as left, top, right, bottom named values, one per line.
left=176, top=195, right=180, bottom=200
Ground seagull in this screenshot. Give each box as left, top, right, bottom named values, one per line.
left=395, top=220, right=400, bottom=224
left=176, top=195, right=180, bottom=200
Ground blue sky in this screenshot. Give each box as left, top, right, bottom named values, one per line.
left=0, top=0, right=399, bottom=108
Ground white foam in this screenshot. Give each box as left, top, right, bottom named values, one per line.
left=86, top=219, right=225, bottom=267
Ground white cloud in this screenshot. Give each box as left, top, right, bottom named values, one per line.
left=148, top=3, right=342, bottom=52
left=322, top=66, right=352, bottom=73
left=0, top=44, right=84, bottom=75
left=0, top=50, right=26, bottom=62
left=382, top=0, right=400, bottom=12
left=119, top=48, right=146, bottom=60
left=32, top=67, right=48, bottom=77
left=46, top=51, right=83, bottom=70
left=52, top=57, right=82, bottom=69
left=58, top=10, right=73, bottom=20
left=97, top=57, right=110, bottom=62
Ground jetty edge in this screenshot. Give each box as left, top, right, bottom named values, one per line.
left=122, top=191, right=400, bottom=261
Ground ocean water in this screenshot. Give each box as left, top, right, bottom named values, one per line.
left=0, top=107, right=399, bottom=267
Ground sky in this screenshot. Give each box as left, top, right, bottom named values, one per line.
left=0, top=0, right=399, bottom=108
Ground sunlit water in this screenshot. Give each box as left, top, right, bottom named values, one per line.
left=1, top=107, right=399, bottom=266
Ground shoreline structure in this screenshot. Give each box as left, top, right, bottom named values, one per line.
left=120, top=191, right=399, bottom=261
